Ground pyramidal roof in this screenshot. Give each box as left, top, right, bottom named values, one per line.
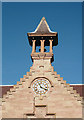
left=28, top=17, right=57, bottom=35
left=32, top=17, right=55, bottom=34
left=27, top=17, right=58, bottom=46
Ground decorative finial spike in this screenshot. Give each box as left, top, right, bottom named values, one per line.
left=42, top=17, right=45, bottom=20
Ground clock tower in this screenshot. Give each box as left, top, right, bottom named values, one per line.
left=27, top=17, right=58, bottom=97
left=2, top=17, right=83, bottom=119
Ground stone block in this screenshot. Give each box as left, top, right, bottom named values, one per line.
left=35, top=96, right=47, bottom=107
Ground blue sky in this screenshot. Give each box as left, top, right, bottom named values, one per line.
left=2, top=2, right=82, bottom=85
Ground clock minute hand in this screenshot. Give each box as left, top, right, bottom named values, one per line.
left=38, top=82, right=41, bottom=86
left=38, top=83, right=42, bottom=88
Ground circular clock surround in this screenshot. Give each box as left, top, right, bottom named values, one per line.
left=31, top=78, right=50, bottom=95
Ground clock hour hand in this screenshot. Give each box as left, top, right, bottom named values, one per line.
left=38, top=82, right=48, bottom=91
left=40, top=85, right=48, bottom=91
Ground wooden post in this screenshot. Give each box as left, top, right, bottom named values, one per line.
left=32, top=40, right=36, bottom=53
left=40, top=40, right=45, bottom=52
left=49, top=40, right=53, bottom=53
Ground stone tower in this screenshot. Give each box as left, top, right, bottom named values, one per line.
left=1, top=17, right=83, bottom=119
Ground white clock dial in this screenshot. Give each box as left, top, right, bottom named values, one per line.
left=32, top=78, right=50, bottom=95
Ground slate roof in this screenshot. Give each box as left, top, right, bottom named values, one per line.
left=0, top=86, right=13, bottom=98
left=27, top=17, right=58, bottom=46
left=0, top=85, right=84, bottom=98
left=70, top=85, right=84, bottom=97
left=31, top=17, right=57, bottom=34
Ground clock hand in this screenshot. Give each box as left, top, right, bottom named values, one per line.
left=38, top=83, right=43, bottom=89
left=38, top=82, right=48, bottom=90
left=40, top=85, right=48, bottom=90
left=38, top=82, right=41, bottom=86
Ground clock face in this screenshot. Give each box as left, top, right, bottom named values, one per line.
left=32, top=78, right=50, bottom=95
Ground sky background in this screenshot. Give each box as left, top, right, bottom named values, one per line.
left=2, top=2, right=82, bottom=85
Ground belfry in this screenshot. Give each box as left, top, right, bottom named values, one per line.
left=1, top=17, right=83, bottom=119
left=28, top=17, right=58, bottom=54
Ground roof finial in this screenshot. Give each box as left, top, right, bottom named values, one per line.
left=42, top=17, right=45, bottom=20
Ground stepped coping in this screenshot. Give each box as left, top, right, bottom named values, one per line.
left=66, top=84, right=70, bottom=87
left=18, top=83, right=22, bottom=85
left=22, top=79, right=26, bottom=82
left=75, top=93, right=80, bottom=97
left=14, top=85, right=19, bottom=88
left=17, top=81, right=20, bottom=85
left=20, top=78, right=26, bottom=82
left=51, top=73, right=83, bottom=103
left=77, top=98, right=82, bottom=101
left=3, top=94, right=6, bottom=98
left=31, top=71, right=35, bottom=73
left=23, top=75, right=29, bottom=79
left=60, top=80, right=66, bottom=84
left=16, top=81, right=22, bottom=86
left=1, top=72, right=83, bottom=105
left=58, top=79, right=61, bottom=81
left=72, top=90, right=77, bottom=95
left=8, top=92, right=12, bottom=95
left=54, top=76, right=58, bottom=78
left=51, top=73, right=55, bottom=75
left=69, top=87, right=74, bottom=90
left=2, top=98, right=5, bottom=102
left=29, top=73, right=32, bottom=76
left=20, top=78, right=23, bottom=81
left=5, top=96, right=8, bottom=99
left=57, top=74, right=60, bottom=78
left=74, top=94, right=79, bottom=97
left=64, top=84, right=67, bottom=87
left=44, top=70, right=52, bottom=72
left=14, top=85, right=17, bottom=88
left=63, top=80, right=66, bottom=82
left=10, top=88, right=16, bottom=92
left=26, top=72, right=30, bottom=75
